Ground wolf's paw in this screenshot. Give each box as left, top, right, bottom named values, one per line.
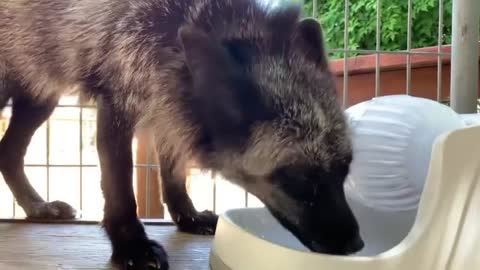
left=111, top=239, right=169, bottom=270
left=176, top=210, right=219, bottom=235
left=26, top=200, right=77, bottom=220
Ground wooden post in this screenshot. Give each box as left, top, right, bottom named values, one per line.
left=135, top=130, right=164, bottom=218
left=450, top=0, right=479, bottom=113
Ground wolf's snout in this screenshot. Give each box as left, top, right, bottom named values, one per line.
left=308, top=234, right=364, bottom=255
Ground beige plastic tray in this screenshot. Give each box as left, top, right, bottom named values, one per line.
left=210, top=125, right=480, bottom=270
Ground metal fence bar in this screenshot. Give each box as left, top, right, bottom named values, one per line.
left=211, top=170, right=217, bottom=213
left=329, top=49, right=450, bottom=56
left=79, top=106, right=84, bottom=217
left=243, top=191, right=248, bottom=207
left=146, top=166, right=151, bottom=217
left=12, top=196, right=15, bottom=217
left=22, top=163, right=160, bottom=168
left=406, top=0, right=413, bottom=95
left=450, top=0, right=479, bottom=113
left=244, top=190, right=249, bottom=207
left=2, top=103, right=93, bottom=109
left=342, top=0, right=350, bottom=107
left=436, top=0, right=445, bottom=102
left=55, top=104, right=96, bottom=108
left=375, top=0, right=382, bottom=97
left=24, top=164, right=97, bottom=168
left=46, top=119, right=50, bottom=201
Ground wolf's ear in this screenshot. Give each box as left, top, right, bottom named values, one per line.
left=178, top=26, right=269, bottom=148
left=293, top=18, right=329, bottom=69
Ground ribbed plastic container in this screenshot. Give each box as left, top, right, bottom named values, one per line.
left=210, top=125, right=480, bottom=270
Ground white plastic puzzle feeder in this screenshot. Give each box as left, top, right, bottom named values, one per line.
left=345, top=95, right=465, bottom=212
left=209, top=96, right=480, bottom=270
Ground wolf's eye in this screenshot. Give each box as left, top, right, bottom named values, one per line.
left=271, top=165, right=320, bottom=201
left=222, top=39, right=254, bottom=65
left=272, top=165, right=309, bottom=181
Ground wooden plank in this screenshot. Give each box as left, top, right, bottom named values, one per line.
left=0, top=223, right=212, bottom=270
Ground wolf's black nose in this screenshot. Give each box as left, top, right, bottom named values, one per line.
left=346, top=236, right=365, bottom=254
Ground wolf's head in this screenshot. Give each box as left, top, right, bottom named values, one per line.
left=179, top=3, right=363, bottom=255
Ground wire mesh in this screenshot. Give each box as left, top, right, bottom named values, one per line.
left=0, top=0, right=478, bottom=222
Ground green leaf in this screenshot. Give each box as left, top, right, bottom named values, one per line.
left=298, top=0, right=464, bottom=59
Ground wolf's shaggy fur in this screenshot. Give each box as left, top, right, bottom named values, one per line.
left=0, top=0, right=363, bottom=268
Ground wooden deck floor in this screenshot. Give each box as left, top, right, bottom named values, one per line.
left=0, top=222, right=212, bottom=270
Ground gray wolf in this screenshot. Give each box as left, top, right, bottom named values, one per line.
left=0, top=0, right=363, bottom=268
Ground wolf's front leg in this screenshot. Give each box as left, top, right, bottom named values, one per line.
left=96, top=96, right=168, bottom=270
left=158, top=156, right=218, bottom=235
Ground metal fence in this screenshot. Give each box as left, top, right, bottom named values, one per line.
left=0, top=0, right=479, bottom=221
